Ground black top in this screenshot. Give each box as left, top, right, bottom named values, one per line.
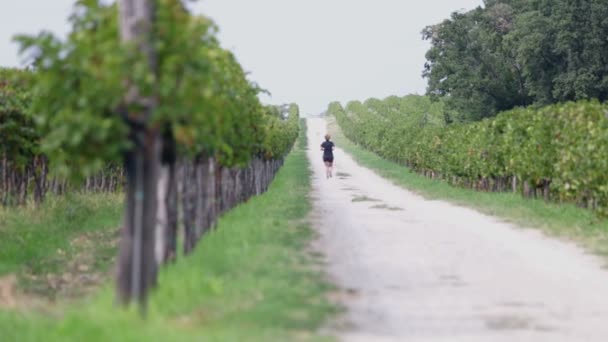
left=321, top=141, right=335, bottom=158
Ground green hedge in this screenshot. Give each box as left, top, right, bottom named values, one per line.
left=330, top=96, right=608, bottom=216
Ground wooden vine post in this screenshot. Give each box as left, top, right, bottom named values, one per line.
left=115, top=0, right=160, bottom=310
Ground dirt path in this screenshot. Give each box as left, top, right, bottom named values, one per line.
left=307, top=118, right=608, bottom=342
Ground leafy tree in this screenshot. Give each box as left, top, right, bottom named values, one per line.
left=423, top=0, right=608, bottom=121
left=510, top=0, right=608, bottom=104
left=423, top=2, right=532, bottom=121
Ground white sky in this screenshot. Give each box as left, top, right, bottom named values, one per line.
left=0, top=0, right=483, bottom=115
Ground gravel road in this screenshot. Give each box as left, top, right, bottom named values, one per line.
left=307, top=117, right=608, bottom=342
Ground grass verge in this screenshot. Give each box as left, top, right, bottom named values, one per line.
left=0, top=193, right=122, bottom=277
left=0, top=193, right=122, bottom=300
left=0, top=122, right=336, bottom=341
left=327, top=117, right=608, bottom=259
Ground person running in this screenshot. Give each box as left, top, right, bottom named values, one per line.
left=321, top=134, right=335, bottom=178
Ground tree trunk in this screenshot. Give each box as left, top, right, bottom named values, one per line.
left=163, top=161, right=177, bottom=262
left=33, top=156, right=44, bottom=206
left=181, top=160, right=196, bottom=255
left=155, top=163, right=169, bottom=266
left=254, top=158, right=262, bottom=195
left=116, top=130, right=160, bottom=308
left=523, top=180, right=532, bottom=198
left=1, top=155, right=6, bottom=205
left=100, top=171, right=107, bottom=192
left=19, top=168, right=28, bottom=206
left=216, top=165, right=224, bottom=214
left=543, top=179, right=551, bottom=202
left=194, top=157, right=206, bottom=241
left=162, top=132, right=178, bottom=263
left=207, top=158, right=218, bottom=230
left=115, top=0, right=159, bottom=310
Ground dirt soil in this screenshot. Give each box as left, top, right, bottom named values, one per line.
left=307, top=117, right=608, bottom=342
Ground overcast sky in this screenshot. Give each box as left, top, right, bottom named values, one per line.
left=0, top=0, right=483, bottom=115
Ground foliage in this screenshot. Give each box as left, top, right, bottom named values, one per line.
left=328, top=117, right=608, bottom=259
left=262, top=104, right=300, bottom=160
left=330, top=95, right=445, bottom=165
left=15, top=0, right=298, bottom=178
left=0, top=68, right=37, bottom=166
left=330, top=95, right=608, bottom=216
left=423, top=0, right=608, bottom=121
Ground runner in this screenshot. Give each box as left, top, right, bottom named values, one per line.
left=320, top=134, right=335, bottom=179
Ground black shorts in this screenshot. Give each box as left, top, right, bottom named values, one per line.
left=323, top=156, right=334, bottom=164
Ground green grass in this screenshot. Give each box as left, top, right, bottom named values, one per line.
left=327, top=117, right=608, bottom=258
left=0, top=123, right=336, bottom=342
left=0, top=193, right=123, bottom=277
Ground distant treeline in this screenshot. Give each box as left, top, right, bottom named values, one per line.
left=423, top=0, right=608, bottom=121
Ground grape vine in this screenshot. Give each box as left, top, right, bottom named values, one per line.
left=14, top=0, right=300, bottom=308
left=330, top=95, right=608, bottom=216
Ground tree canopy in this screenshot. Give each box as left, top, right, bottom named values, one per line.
left=423, top=0, right=608, bottom=121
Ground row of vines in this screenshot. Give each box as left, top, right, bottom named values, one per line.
left=329, top=95, right=608, bottom=216
left=1, top=69, right=122, bottom=206
left=3, top=0, right=300, bottom=308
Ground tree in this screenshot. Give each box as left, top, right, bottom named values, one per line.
left=510, top=0, right=608, bottom=104
left=423, top=3, right=532, bottom=121
left=423, top=0, right=608, bottom=121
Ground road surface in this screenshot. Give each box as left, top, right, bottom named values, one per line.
left=307, top=117, right=608, bottom=342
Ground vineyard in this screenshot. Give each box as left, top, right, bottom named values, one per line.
left=4, top=0, right=608, bottom=340
left=330, top=96, right=608, bottom=216
left=1, top=69, right=122, bottom=206
left=2, top=0, right=299, bottom=308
